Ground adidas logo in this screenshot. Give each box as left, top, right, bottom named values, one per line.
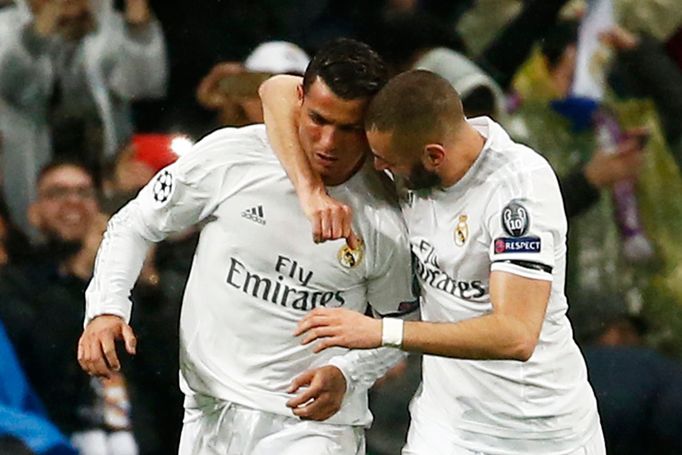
left=241, top=205, right=266, bottom=225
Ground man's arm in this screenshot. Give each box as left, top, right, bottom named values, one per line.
left=107, top=0, right=167, bottom=100
left=259, top=75, right=358, bottom=247
left=78, top=132, right=232, bottom=378
left=295, top=271, right=549, bottom=361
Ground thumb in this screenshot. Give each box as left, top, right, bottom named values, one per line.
left=287, top=369, right=314, bottom=393
left=121, top=324, right=137, bottom=355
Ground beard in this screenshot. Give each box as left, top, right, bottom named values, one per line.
left=404, top=162, right=441, bottom=190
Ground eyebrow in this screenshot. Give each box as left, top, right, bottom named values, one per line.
left=309, top=108, right=362, bottom=130
left=370, top=151, right=395, bottom=166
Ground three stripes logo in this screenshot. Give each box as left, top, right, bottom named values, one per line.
left=242, top=205, right=266, bottom=225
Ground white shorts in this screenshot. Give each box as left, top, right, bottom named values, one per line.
left=402, top=414, right=606, bottom=455
left=178, top=395, right=365, bottom=455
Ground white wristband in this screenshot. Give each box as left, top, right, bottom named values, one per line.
left=381, top=318, right=404, bottom=348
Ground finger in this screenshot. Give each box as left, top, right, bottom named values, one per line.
left=100, top=335, right=120, bottom=372
left=294, top=314, right=330, bottom=336
left=78, top=336, right=90, bottom=373
left=312, top=337, right=342, bottom=354
left=90, top=338, right=112, bottom=378
left=291, top=396, right=329, bottom=420
left=346, top=230, right=360, bottom=250
left=301, top=326, right=337, bottom=346
left=320, top=210, right=332, bottom=242
left=122, top=324, right=137, bottom=355
left=339, top=205, right=352, bottom=240
left=287, top=382, right=322, bottom=408
left=287, top=369, right=314, bottom=394
left=312, top=213, right=322, bottom=243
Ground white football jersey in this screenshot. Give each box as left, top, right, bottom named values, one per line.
left=402, top=118, right=600, bottom=453
left=86, top=125, right=415, bottom=426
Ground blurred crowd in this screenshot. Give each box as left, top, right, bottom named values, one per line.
left=1, top=0, right=682, bottom=454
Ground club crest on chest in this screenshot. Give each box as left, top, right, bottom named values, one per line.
left=338, top=239, right=364, bottom=269
left=454, top=214, right=468, bottom=246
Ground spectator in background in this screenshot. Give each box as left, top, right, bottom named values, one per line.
left=575, top=295, right=682, bottom=455
left=508, top=20, right=647, bottom=303
left=0, top=319, right=77, bottom=455
left=196, top=41, right=310, bottom=128
left=0, top=0, right=167, bottom=235
left=0, top=160, right=142, bottom=454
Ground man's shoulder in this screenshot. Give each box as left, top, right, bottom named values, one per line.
left=182, top=124, right=273, bottom=170
left=485, top=139, right=555, bottom=187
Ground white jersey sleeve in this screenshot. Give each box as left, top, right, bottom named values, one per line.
left=485, top=158, right=566, bottom=281
left=85, top=129, right=244, bottom=325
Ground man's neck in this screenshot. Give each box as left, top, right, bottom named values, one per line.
left=323, top=153, right=368, bottom=187
left=439, top=124, right=486, bottom=188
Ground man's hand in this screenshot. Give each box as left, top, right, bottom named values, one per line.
left=286, top=365, right=347, bottom=420
left=124, top=0, right=151, bottom=26
left=300, top=186, right=359, bottom=249
left=584, top=129, right=647, bottom=188
left=77, top=315, right=137, bottom=378
left=294, top=308, right=382, bottom=353
left=32, top=1, right=67, bottom=37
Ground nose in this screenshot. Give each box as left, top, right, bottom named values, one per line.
left=318, top=126, right=337, bottom=153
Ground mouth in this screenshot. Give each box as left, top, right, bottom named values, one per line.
left=60, top=211, right=84, bottom=227
left=313, top=152, right=338, bottom=168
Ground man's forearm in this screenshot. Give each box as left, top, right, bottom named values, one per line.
left=84, top=202, right=154, bottom=326
left=260, top=75, right=324, bottom=194
left=402, top=313, right=537, bottom=361
left=328, top=345, right=407, bottom=393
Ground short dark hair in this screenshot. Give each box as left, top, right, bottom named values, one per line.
left=365, top=70, right=464, bottom=146
left=37, top=158, right=93, bottom=186
left=302, top=38, right=388, bottom=100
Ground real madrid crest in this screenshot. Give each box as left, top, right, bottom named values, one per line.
left=454, top=214, right=468, bottom=246
left=338, top=239, right=364, bottom=269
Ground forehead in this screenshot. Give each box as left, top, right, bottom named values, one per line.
left=367, top=129, right=398, bottom=159
left=303, top=78, right=369, bottom=125
left=40, top=165, right=93, bottom=188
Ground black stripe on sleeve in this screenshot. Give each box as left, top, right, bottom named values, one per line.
left=493, top=259, right=553, bottom=274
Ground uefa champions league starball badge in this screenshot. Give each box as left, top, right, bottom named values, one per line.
left=338, top=238, right=364, bottom=269
left=151, top=169, right=175, bottom=206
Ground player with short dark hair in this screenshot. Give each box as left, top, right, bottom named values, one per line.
left=260, top=69, right=605, bottom=454
left=77, top=39, right=415, bottom=454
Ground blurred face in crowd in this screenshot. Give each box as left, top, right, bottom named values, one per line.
left=29, top=0, right=95, bottom=41
left=30, top=164, right=99, bottom=242
left=296, top=77, right=370, bottom=186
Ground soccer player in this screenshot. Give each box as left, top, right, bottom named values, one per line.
left=260, top=70, right=605, bottom=454
left=77, top=39, right=416, bottom=454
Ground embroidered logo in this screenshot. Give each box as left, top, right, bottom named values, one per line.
left=241, top=205, right=266, bottom=225
left=337, top=239, right=364, bottom=269
left=501, top=201, right=529, bottom=237
left=454, top=214, right=468, bottom=246
left=151, top=170, right=175, bottom=205
left=494, top=236, right=541, bottom=254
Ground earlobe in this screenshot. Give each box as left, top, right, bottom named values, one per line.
left=423, top=144, right=445, bottom=170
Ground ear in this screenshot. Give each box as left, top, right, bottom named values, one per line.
left=28, top=202, right=42, bottom=229
left=422, top=144, right=446, bottom=170
left=296, top=83, right=304, bottom=105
